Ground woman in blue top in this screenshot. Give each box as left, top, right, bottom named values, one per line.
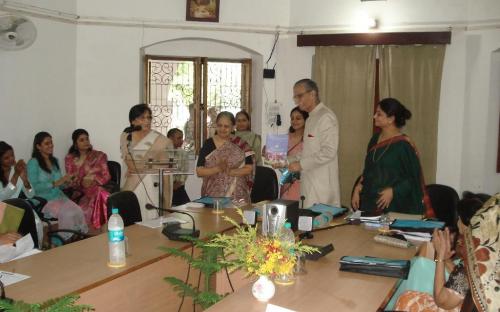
left=27, top=132, right=88, bottom=239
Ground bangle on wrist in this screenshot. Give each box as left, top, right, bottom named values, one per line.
left=434, top=258, right=445, bottom=263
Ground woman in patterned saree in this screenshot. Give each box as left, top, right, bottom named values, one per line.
left=197, top=111, right=254, bottom=204
left=65, top=129, right=111, bottom=230
left=351, top=98, right=434, bottom=216
left=462, top=193, right=499, bottom=312
left=394, top=196, right=500, bottom=312
left=120, top=104, right=173, bottom=220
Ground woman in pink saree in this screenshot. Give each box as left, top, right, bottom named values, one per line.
left=197, top=111, right=254, bottom=205
left=280, top=107, right=309, bottom=201
left=65, top=129, right=111, bottom=230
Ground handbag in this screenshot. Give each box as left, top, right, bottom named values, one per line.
left=339, top=256, right=410, bottom=279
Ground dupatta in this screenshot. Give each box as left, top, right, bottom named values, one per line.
left=463, top=193, right=500, bottom=312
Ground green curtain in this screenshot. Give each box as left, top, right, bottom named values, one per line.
left=313, top=46, right=376, bottom=207
left=379, top=45, right=446, bottom=184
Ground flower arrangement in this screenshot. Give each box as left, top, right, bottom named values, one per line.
left=208, top=209, right=318, bottom=278
left=162, top=209, right=319, bottom=309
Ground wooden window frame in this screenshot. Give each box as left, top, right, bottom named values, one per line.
left=144, top=55, right=251, bottom=154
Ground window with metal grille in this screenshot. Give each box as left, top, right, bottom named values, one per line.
left=145, top=56, right=251, bottom=154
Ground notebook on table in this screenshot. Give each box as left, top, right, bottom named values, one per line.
left=390, top=219, right=445, bottom=233
left=192, top=196, right=232, bottom=208
left=307, top=203, right=347, bottom=217
left=339, top=256, right=410, bottom=279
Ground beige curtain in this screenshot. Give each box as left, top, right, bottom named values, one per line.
left=379, top=45, right=446, bottom=184
left=313, top=46, right=376, bottom=207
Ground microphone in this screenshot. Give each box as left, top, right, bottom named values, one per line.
left=300, top=195, right=305, bottom=209
left=124, top=125, right=142, bottom=134
left=145, top=204, right=200, bottom=241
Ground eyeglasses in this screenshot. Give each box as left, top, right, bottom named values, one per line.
left=293, top=89, right=312, bottom=101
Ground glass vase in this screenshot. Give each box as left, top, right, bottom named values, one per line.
left=274, top=272, right=295, bottom=286
left=252, top=275, right=275, bottom=302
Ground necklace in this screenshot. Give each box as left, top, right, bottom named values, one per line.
left=372, top=136, right=395, bottom=162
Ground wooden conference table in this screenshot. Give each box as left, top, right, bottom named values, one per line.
left=206, top=223, right=417, bottom=312
left=0, top=209, right=416, bottom=311
left=0, top=207, right=243, bottom=311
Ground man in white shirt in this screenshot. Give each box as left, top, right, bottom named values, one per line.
left=288, top=79, right=341, bottom=208
left=167, top=128, right=190, bottom=206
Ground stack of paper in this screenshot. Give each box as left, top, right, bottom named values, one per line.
left=390, top=229, right=432, bottom=242
left=346, top=210, right=382, bottom=222
left=0, top=234, right=37, bottom=263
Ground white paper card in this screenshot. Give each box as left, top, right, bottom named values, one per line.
left=265, top=303, right=296, bottom=312
left=0, top=234, right=35, bottom=263
left=298, top=216, right=313, bottom=232
left=243, top=210, right=256, bottom=225
left=0, top=271, right=30, bottom=286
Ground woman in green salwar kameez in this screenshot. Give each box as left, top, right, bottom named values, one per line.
left=352, top=98, right=433, bottom=216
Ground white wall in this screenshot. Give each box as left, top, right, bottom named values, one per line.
left=0, top=13, right=76, bottom=163
left=76, top=0, right=290, bottom=27
left=459, top=29, right=500, bottom=194
left=435, top=31, right=467, bottom=191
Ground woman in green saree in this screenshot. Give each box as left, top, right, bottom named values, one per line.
left=351, top=98, right=433, bottom=216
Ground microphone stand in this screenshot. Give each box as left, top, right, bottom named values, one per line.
left=145, top=204, right=200, bottom=241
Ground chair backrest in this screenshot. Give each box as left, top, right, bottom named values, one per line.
left=251, top=166, right=279, bottom=203
left=426, top=184, right=459, bottom=228
left=3, top=198, right=39, bottom=249
left=107, top=191, right=142, bottom=226
left=106, top=160, right=121, bottom=194
left=462, top=191, right=491, bottom=203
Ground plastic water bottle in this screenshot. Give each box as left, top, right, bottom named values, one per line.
left=108, top=208, right=126, bottom=267
left=312, top=211, right=334, bottom=228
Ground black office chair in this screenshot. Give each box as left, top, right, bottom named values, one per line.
left=3, top=198, right=39, bottom=249
left=105, top=160, right=121, bottom=194
left=251, top=166, right=279, bottom=203
left=462, top=191, right=491, bottom=203
left=10, top=197, right=90, bottom=248
left=426, top=184, right=460, bottom=229
left=107, top=191, right=142, bottom=226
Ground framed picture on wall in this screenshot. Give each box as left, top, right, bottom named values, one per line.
left=186, top=0, right=220, bottom=23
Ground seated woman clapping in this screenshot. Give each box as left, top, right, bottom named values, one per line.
left=196, top=111, right=254, bottom=205
left=27, top=132, right=88, bottom=239
left=0, top=141, right=34, bottom=201
left=393, top=197, right=485, bottom=311
left=65, top=129, right=111, bottom=230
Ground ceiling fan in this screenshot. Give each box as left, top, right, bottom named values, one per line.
left=0, top=13, right=37, bottom=51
